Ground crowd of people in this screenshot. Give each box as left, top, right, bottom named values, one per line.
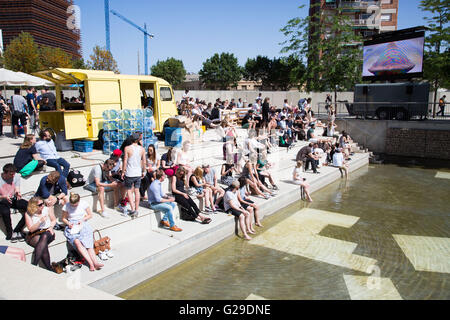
left=0, top=92, right=355, bottom=274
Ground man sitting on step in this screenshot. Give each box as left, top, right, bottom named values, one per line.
left=85, top=159, right=123, bottom=218
left=148, top=170, right=182, bottom=232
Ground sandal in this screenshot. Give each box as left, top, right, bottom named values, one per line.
left=202, top=218, right=212, bottom=224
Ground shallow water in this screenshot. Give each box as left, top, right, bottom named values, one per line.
left=120, top=164, right=450, bottom=300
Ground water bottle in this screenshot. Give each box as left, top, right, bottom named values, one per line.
left=120, top=120, right=132, bottom=130
left=121, top=109, right=132, bottom=120
left=135, top=109, right=143, bottom=120
left=109, top=109, right=119, bottom=120
left=102, top=110, right=110, bottom=120
left=109, top=130, right=119, bottom=142
left=135, top=120, right=143, bottom=131
left=103, top=131, right=111, bottom=142
left=144, top=108, right=153, bottom=118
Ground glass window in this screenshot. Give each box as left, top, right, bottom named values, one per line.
left=160, top=87, right=172, bottom=101
left=381, top=14, right=392, bottom=21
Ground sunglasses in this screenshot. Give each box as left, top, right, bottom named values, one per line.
left=38, top=203, right=45, bottom=207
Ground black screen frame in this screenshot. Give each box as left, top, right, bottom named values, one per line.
left=362, top=31, right=425, bottom=81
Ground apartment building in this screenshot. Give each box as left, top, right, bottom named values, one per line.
left=310, top=0, right=398, bottom=39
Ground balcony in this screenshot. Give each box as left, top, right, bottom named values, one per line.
left=340, top=1, right=381, bottom=10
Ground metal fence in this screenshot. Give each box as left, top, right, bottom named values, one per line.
left=315, top=102, right=450, bottom=121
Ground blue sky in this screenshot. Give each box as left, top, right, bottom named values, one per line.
left=75, top=0, right=428, bottom=75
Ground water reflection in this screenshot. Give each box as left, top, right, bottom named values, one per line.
left=120, top=164, right=450, bottom=300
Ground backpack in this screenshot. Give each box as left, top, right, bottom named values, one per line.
left=179, top=206, right=196, bottom=222
left=67, top=169, right=86, bottom=188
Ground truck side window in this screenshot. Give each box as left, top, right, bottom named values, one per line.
left=160, top=87, right=172, bottom=102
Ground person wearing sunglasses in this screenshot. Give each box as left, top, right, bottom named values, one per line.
left=24, top=197, right=57, bottom=272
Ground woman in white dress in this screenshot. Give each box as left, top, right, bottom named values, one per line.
left=292, top=161, right=313, bottom=202
left=62, top=193, right=104, bottom=272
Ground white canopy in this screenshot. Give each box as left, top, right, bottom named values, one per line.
left=0, top=68, right=54, bottom=86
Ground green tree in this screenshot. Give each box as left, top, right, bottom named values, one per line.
left=3, top=32, right=42, bottom=73
left=245, top=55, right=306, bottom=90
left=87, top=45, right=119, bottom=73
left=199, top=53, right=242, bottom=90
left=280, top=4, right=363, bottom=103
left=72, top=57, right=87, bottom=69
left=39, top=45, right=73, bottom=69
left=151, top=58, right=186, bottom=88
left=420, top=0, right=450, bottom=117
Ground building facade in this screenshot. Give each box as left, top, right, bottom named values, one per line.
left=0, top=0, right=81, bottom=58
left=310, top=0, right=398, bottom=39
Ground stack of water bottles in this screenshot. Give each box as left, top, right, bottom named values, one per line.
left=102, top=108, right=158, bottom=155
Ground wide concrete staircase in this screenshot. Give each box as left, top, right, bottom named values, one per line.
left=0, top=126, right=371, bottom=294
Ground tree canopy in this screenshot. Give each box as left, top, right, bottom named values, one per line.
left=151, top=58, right=186, bottom=88
left=280, top=4, right=363, bottom=100
left=199, top=53, right=242, bottom=90
left=87, top=45, right=119, bottom=73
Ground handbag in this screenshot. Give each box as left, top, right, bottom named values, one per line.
left=93, top=229, right=111, bottom=255
left=19, top=160, right=39, bottom=177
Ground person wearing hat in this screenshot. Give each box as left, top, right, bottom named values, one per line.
left=122, top=133, right=146, bottom=217
left=110, top=149, right=123, bottom=182
left=223, top=180, right=253, bottom=241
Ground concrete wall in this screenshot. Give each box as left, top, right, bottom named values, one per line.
left=335, top=119, right=450, bottom=159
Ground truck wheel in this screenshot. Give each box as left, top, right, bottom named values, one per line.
left=377, top=109, right=389, bottom=120
left=395, top=109, right=409, bottom=121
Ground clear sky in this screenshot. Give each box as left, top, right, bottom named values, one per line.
left=75, top=0, right=428, bottom=75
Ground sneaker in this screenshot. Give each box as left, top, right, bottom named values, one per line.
left=16, top=232, right=25, bottom=242
left=204, top=207, right=213, bottom=213
left=10, top=232, right=19, bottom=243
left=169, top=226, right=182, bottom=232
left=127, top=210, right=136, bottom=217
left=98, top=251, right=109, bottom=261
left=272, top=185, right=279, bottom=191
left=132, top=211, right=139, bottom=218
left=105, top=249, right=114, bottom=258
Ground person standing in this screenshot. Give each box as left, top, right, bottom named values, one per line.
left=148, top=170, right=182, bottom=232
left=10, top=88, right=29, bottom=139
left=437, top=95, right=446, bottom=117
left=0, top=94, right=9, bottom=137
left=262, top=97, right=270, bottom=128
left=121, top=133, right=146, bottom=217
left=26, top=87, right=38, bottom=134
left=35, top=129, right=70, bottom=178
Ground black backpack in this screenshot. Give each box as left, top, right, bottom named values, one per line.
left=67, top=169, right=86, bottom=188
left=179, top=206, right=196, bottom=222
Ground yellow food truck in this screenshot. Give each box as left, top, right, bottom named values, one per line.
left=32, top=68, right=178, bottom=140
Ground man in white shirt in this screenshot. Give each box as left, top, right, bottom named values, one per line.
left=35, top=129, right=70, bottom=178
left=224, top=181, right=252, bottom=240
left=85, top=159, right=122, bottom=217
left=332, top=148, right=349, bottom=180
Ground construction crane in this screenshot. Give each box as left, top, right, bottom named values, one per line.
left=110, top=9, right=154, bottom=76
left=104, top=0, right=111, bottom=52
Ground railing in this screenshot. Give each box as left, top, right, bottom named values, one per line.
left=315, top=101, right=450, bottom=121
left=340, top=1, right=380, bottom=9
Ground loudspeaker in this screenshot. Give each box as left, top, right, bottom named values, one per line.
left=406, top=85, right=414, bottom=95
left=363, top=86, right=368, bottom=95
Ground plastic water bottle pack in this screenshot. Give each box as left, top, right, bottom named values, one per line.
left=102, top=108, right=156, bottom=154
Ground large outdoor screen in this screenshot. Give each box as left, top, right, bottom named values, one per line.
left=363, top=34, right=425, bottom=80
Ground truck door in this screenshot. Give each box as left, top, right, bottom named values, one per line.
left=157, top=85, right=177, bottom=132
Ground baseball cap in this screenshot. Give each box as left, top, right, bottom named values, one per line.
left=112, top=149, right=122, bottom=157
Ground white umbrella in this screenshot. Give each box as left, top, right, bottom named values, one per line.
left=0, top=68, right=54, bottom=86
left=0, top=68, right=26, bottom=86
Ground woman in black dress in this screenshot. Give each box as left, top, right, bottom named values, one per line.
left=171, top=167, right=211, bottom=224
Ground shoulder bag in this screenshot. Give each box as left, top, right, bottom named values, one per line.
left=93, top=229, right=111, bottom=255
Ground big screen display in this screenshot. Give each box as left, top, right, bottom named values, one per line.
left=363, top=35, right=425, bottom=80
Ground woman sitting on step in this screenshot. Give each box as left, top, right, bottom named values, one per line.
left=24, top=197, right=57, bottom=272
left=171, top=167, right=211, bottom=224
left=190, top=167, right=216, bottom=213
left=13, top=134, right=46, bottom=177
left=61, top=193, right=105, bottom=271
